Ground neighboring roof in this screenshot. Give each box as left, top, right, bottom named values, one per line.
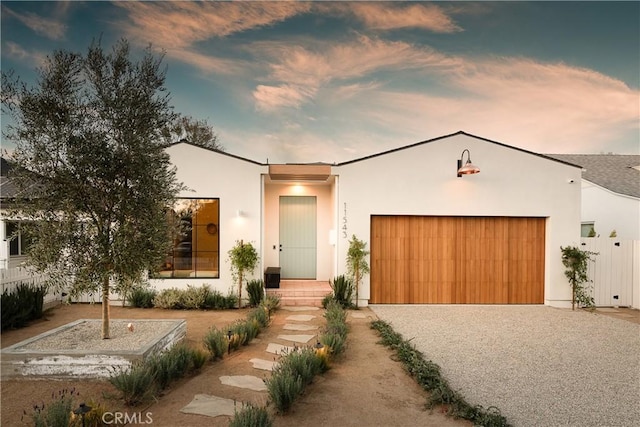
left=0, top=157, right=19, bottom=199
left=336, top=131, right=582, bottom=169
left=547, top=154, right=640, bottom=198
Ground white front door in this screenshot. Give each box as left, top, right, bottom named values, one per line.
left=279, top=196, right=317, bottom=279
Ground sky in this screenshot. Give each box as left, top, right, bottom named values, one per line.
left=1, top=1, right=639, bottom=164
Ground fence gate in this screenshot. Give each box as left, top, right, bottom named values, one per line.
left=581, top=238, right=639, bottom=308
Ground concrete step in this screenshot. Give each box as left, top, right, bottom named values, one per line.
left=266, top=280, right=332, bottom=307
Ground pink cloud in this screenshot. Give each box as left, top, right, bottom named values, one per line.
left=344, top=2, right=462, bottom=32
left=114, top=2, right=311, bottom=48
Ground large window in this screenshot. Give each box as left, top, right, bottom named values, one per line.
left=158, top=199, right=220, bottom=278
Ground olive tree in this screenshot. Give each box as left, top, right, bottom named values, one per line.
left=1, top=38, right=183, bottom=338
left=161, top=114, right=224, bottom=151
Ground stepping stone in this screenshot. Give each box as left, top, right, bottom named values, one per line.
left=350, top=312, right=367, bottom=319
left=283, top=323, right=317, bottom=331
left=277, top=334, right=314, bottom=343
left=266, top=343, right=297, bottom=355
left=180, top=394, right=236, bottom=417
left=250, top=358, right=277, bottom=371
left=282, top=306, right=320, bottom=311
left=286, top=314, right=316, bottom=322
left=220, top=375, right=267, bottom=391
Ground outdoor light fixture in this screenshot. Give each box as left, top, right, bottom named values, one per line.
left=457, top=149, right=480, bottom=177
left=227, top=330, right=233, bottom=354
left=74, top=403, right=92, bottom=427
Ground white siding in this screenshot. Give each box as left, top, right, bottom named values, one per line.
left=335, top=133, right=582, bottom=307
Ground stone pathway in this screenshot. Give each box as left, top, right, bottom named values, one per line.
left=180, top=306, right=323, bottom=419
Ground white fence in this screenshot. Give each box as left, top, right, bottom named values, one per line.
left=581, top=238, right=640, bottom=309
left=0, top=267, right=62, bottom=308
left=1, top=267, right=125, bottom=307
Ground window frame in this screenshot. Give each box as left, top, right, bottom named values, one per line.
left=157, top=198, right=220, bottom=279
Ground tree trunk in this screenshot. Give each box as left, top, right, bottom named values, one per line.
left=238, top=270, right=243, bottom=309
left=101, top=277, right=110, bottom=339
left=238, top=239, right=243, bottom=308
left=355, top=267, right=360, bottom=308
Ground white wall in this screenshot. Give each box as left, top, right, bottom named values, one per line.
left=151, top=143, right=266, bottom=295
left=336, top=133, right=582, bottom=307
left=263, top=180, right=336, bottom=281
left=581, top=181, right=640, bottom=240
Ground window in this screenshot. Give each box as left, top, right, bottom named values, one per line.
left=581, top=222, right=596, bottom=238
left=158, top=199, right=220, bottom=278
left=6, top=222, right=31, bottom=257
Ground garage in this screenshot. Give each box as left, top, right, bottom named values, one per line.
left=370, top=216, right=545, bottom=304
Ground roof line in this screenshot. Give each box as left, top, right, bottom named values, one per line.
left=168, top=139, right=266, bottom=166
left=335, top=130, right=583, bottom=168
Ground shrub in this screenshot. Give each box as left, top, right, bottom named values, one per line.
left=204, top=289, right=227, bottom=309
left=204, top=326, right=229, bottom=360
left=109, top=363, right=157, bottom=406
left=320, top=332, right=346, bottom=357
left=320, top=300, right=348, bottom=357
left=128, top=286, right=157, bottom=308
left=224, top=288, right=239, bottom=309
left=329, top=275, right=354, bottom=308
left=247, top=306, right=269, bottom=328
left=190, top=347, right=208, bottom=371
left=262, top=294, right=281, bottom=316
left=321, top=294, right=334, bottom=309
left=153, top=288, right=184, bottom=309
left=230, top=402, right=273, bottom=427
left=26, top=387, right=79, bottom=427
left=370, top=320, right=510, bottom=427
left=182, top=284, right=210, bottom=309
left=246, top=279, right=265, bottom=307
left=280, top=347, right=324, bottom=386
left=265, top=364, right=304, bottom=414
left=1, top=282, right=46, bottom=331
left=147, top=344, right=194, bottom=389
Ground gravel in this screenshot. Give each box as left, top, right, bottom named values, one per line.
left=18, top=320, right=178, bottom=352
left=370, top=305, right=640, bottom=427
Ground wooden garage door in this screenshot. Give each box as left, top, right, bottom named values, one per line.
left=370, top=216, right=545, bottom=304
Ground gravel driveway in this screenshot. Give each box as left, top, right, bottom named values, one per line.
left=370, top=305, right=640, bottom=427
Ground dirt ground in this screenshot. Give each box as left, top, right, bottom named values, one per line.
left=1, top=303, right=469, bottom=427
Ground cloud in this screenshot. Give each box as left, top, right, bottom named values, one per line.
left=337, top=57, right=639, bottom=155
left=251, top=35, right=461, bottom=111
left=2, top=5, right=67, bottom=40
left=114, top=1, right=312, bottom=48
left=253, top=84, right=317, bottom=111
left=167, top=48, right=249, bottom=75
left=341, top=2, right=462, bottom=32
left=2, top=41, right=47, bottom=66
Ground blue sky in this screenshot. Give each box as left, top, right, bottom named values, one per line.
left=2, top=1, right=638, bottom=163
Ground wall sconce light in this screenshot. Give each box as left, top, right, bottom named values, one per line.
left=236, top=210, right=244, bottom=218
left=457, top=149, right=480, bottom=177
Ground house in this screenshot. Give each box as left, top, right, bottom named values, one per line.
left=0, top=157, right=29, bottom=270
left=155, top=131, right=583, bottom=308
left=546, top=154, right=640, bottom=240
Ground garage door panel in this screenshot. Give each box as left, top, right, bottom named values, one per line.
left=370, top=216, right=545, bottom=304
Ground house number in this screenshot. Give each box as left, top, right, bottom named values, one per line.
left=342, top=203, right=348, bottom=238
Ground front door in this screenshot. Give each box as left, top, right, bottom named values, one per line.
left=279, top=196, right=317, bottom=279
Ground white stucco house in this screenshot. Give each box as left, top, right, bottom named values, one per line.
left=151, top=131, right=583, bottom=308
left=547, top=154, right=640, bottom=240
